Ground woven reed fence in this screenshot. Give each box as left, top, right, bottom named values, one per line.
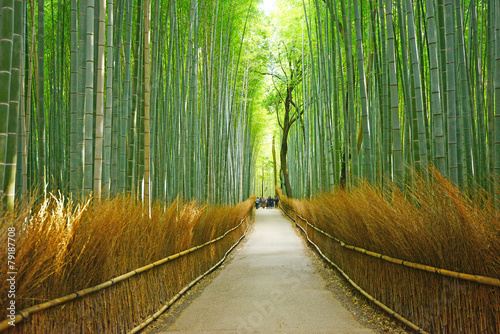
left=0, top=206, right=254, bottom=334
left=279, top=199, right=500, bottom=334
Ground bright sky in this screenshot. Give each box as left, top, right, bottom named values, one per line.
left=260, top=0, right=277, bottom=15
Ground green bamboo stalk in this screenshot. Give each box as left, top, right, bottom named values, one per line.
left=128, top=0, right=143, bottom=197
left=22, top=0, right=35, bottom=197
left=386, top=0, right=403, bottom=183
left=102, top=0, right=114, bottom=197
left=143, top=0, right=151, bottom=208
left=437, top=0, right=448, bottom=167
left=303, top=0, right=319, bottom=193
left=396, top=0, right=414, bottom=180
left=471, top=0, right=486, bottom=185
left=121, top=0, right=132, bottom=193
left=378, top=0, right=390, bottom=182
left=37, top=0, right=46, bottom=187
left=18, top=0, right=26, bottom=197
left=444, top=0, right=458, bottom=185
left=3, top=0, right=23, bottom=209
left=486, top=0, right=495, bottom=183
left=324, top=4, right=335, bottom=190
left=110, top=0, right=124, bottom=196
left=405, top=0, right=428, bottom=171
left=353, top=0, right=373, bottom=182
left=83, top=0, right=95, bottom=197
left=149, top=0, right=161, bottom=200
left=76, top=0, right=87, bottom=197
left=330, top=0, right=348, bottom=188
left=340, top=0, right=358, bottom=183
left=94, top=0, right=105, bottom=199
left=326, top=1, right=341, bottom=188
left=425, top=0, right=446, bottom=176
left=59, top=0, right=68, bottom=189
left=455, top=0, right=473, bottom=189
left=69, top=0, right=80, bottom=194
left=0, top=0, right=15, bottom=205
left=494, top=0, right=500, bottom=182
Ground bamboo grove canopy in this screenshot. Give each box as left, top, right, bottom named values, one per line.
left=0, top=0, right=267, bottom=208
left=1, top=0, right=500, bottom=207
left=283, top=0, right=500, bottom=198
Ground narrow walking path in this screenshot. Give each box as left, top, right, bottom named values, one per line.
left=150, top=209, right=375, bottom=333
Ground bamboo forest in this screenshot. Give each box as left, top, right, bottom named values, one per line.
left=0, top=0, right=499, bottom=333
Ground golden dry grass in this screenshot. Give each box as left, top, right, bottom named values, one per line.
left=0, top=195, right=255, bottom=333
left=280, top=170, right=500, bottom=333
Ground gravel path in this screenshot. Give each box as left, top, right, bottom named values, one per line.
left=144, top=209, right=407, bottom=333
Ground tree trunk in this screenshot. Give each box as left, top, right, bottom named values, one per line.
left=280, top=130, right=293, bottom=198
left=272, top=135, right=277, bottom=195
left=281, top=85, right=294, bottom=198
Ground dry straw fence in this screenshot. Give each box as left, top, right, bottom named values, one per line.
left=0, top=195, right=255, bottom=333
left=278, top=172, right=500, bottom=334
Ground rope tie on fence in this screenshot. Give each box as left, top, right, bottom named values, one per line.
left=18, top=312, right=27, bottom=321
left=0, top=211, right=252, bottom=332
left=279, top=203, right=428, bottom=333
left=280, top=202, right=500, bottom=287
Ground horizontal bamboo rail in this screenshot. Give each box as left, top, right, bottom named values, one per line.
left=280, top=202, right=500, bottom=287
left=0, top=211, right=252, bottom=332
left=128, top=221, right=251, bottom=333
left=280, top=203, right=428, bottom=333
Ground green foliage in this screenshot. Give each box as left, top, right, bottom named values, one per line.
left=286, top=0, right=500, bottom=197
left=3, top=0, right=275, bottom=206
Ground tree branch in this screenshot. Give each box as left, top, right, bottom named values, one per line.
left=256, top=70, right=286, bottom=83
left=271, top=76, right=285, bottom=102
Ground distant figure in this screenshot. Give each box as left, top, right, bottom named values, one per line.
left=255, top=197, right=260, bottom=209
left=274, top=196, right=279, bottom=208
left=269, top=196, right=275, bottom=208
left=259, top=197, right=266, bottom=209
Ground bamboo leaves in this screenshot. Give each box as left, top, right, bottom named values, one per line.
left=6, top=0, right=497, bottom=205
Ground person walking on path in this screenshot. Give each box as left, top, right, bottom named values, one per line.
left=267, top=196, right=273, bottom=208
